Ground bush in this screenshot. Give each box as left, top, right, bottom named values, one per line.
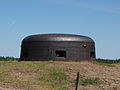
left=0, top=56, right=19, bottom=61
left=96, top=58, right=120, bottom=64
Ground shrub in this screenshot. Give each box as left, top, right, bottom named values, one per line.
left=0, top=56, right=19, bottom=61
left=96, top=58, right=120, bottom=64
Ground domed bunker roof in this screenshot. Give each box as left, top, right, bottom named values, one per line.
left=22, top=34, right=94, bottom=43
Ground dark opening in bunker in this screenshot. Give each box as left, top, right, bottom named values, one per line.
left=56, top=51, right=66, bottom=58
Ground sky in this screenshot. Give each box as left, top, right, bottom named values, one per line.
left=0, top=0, right=120, bottom=59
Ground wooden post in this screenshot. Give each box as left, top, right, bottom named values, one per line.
left=75, top=72, right=79, bottom=90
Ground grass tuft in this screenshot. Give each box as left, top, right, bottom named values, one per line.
left=80, top=78, right=103, bottom=86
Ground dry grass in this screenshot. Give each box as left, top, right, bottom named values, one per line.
left=0, top=61, right=120, bottom=90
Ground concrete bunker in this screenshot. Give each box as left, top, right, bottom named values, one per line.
left=20, top=34, right=96, bottom=61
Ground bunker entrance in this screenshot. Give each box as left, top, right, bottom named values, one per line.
left=56, top=51, right=66, bottom=58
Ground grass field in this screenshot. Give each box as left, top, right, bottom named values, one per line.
left=0, top=61, right=69, bottom=90
left=0, top=58, right=120, bottom=90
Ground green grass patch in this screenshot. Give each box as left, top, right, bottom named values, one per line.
left=38, top=68, right=69, bottom=90
left=80, top=78, right=102, bottom=86
left=0, top=71, right=10, bottom=82
left=72, top=77, right=103, bottom=87
left=0, top=61, right=64, bottom=90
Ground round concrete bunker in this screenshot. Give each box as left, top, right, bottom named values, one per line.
left=20, top=34, right=96, bottom=61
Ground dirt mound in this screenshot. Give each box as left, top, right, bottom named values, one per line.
left=0, top=61, right=120, bottom=90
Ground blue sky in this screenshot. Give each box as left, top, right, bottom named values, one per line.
left=0, top=0, right=120, bottom=59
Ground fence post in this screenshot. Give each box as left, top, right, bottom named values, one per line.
left=75, top=72, right=79, bottom=90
